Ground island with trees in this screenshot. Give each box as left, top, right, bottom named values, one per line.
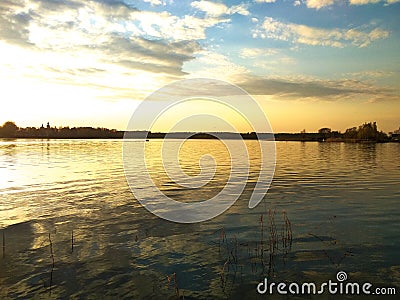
left=0, top=121, right=399, bottom=142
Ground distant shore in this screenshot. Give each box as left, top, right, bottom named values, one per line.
left=0, top=121, right=399, bottom=142
left=0, top=132, right=399, bottom=143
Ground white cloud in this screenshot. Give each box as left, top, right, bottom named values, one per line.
left=128, top=10, right=230, bottom=41
left=0, top=0, right=240, bottom=93
left=343, top=70, right=395, bottom=80
left=349, top=0, right=380, bottom=3
left=185, top=50, right=249, bottom=81
left=255, top=0, right=277, bottom=3
left=143, top=0, right=164, bottom=6
left=191, top=0, right=227, bottom=16
left=229, top=4, right=250, bottom=16
left=251, top=17, right=259, bottom=23
left=239, top=48, right=296, bottom=72
left=306, top=0, right=334, bottom=9
left=14, top=1, right=231, bottom=45
left=191, top=0, right=249, bottom=17
left=233, top=73, right=400, bottom=102
left=349, top=0, right=400, bottom=4
left=304, top=0, right=400, bottom=8
left=253, top=17, right=390, bottom=47
left=294, top=0, right=302, bottom=6
left=240, top=48, right=278, bottom=58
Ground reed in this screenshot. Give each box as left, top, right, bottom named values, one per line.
left=281, top=211, right=293, bottom=252
left=268, top=209, right=278, bottom=254
left=230, top=235, right=238, bottom=264
left=48, top=233, right=55, bottom=294
left=215, top=208, right=294, bottom=294
left=166, top=272, right=180, bottom=299
left=219, top=227, right=226, bottom=254
left=2, top=230, right=5, bottom=259
left=173, top=273, right=179, bottom=299
left=260, top=214, right=264, bottom=258
left=71, top=230, right=74, bottom=253
left=220, top=258, right=229, bottom=288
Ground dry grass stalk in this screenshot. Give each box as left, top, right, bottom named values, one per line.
left=166, top=272, right=180, bottom=299
left=281, top=211, right=293, bottom=251
left=71, top=230, right=74, bottom=253
left=48, top=233, right=55, bottom=294
left=268, top=209, right=278, bottom=254
left=2, top=230, right=5, bottom=259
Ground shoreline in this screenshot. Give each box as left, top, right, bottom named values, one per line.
left=0, top=136, right=398, bottom=143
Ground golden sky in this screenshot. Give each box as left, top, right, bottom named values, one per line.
left=1, top=0, right=399, bottom=133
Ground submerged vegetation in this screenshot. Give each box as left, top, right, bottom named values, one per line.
left=214, top=208, right=293, bottom=298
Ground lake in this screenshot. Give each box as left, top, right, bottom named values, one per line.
left=0, top=139, right=399, bottom=299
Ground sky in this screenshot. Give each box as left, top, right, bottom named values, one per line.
left=0, top=0, right=399, bottom=133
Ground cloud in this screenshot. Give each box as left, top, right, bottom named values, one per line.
left=349, top=0, right=400, bottom=4
left=143, top=0, right=164, bottom=5
left=342, top=70, right=396, bottom=80
left=240, top=48, right=297, bottom=72
left=126, top=10, right=230, bottom=41
left=349, top=0, right=380, bottom=3
left=0, top=0, right=237, bottom=81
left=240, top=48, right=279, bottom=58
left=229, top=3, right=250, bottom=15
left=306, top=0, right=334, bottom=9
left=186, top=50, right=399, bottom=103
left=0, top=0, right=227, bottom=102
left=188, top=51, right=399, bottom=101
left=305, top=0, right=400, bottom=7
left=0, top=0, right=231, bottom=46
left=188, top=55, right=400, bottom=101
left=1, top=0, right=397, bottom=106
left=255, top=0, right=277, bottom=3
left=191, top=0, right=249, bottom=17
left=187, top=50, right=249, bottom=79
left=289, top=0, right=400, bottom=9
left=253, top=17, right=390, bottom=47
left=235, top=74, right=400, bottom=102
left=103, top=36, right=201, bottom=75
left=0, top=0, right=38, bottom=47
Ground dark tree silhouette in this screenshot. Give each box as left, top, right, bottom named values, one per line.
left=0, top=120, right=393, bottom=141
left=318, top=127, right=332, bottom=140
left=0, top=121, right=18, bottom=137
left=343, top=122, right=388, bottom=142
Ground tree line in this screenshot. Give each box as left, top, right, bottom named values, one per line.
left=0, top=121, right=397, bottom=142
left=0, top=121, right=123, bottom=139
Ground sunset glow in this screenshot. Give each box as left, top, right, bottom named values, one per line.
left=1, top=0, right=399, bottom=132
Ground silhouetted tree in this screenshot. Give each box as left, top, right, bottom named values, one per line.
left=344, top=127, right=358, bottom=139
left=318, top=127, right=332, bottom=140
left=344, top=122, right=388, bottom=142
left=0, top=121, right=18, bottom=137
left=357, top=122, right=376, bottom=140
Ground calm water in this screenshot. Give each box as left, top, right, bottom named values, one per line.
left=0, top=139, right=399, bottom=299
